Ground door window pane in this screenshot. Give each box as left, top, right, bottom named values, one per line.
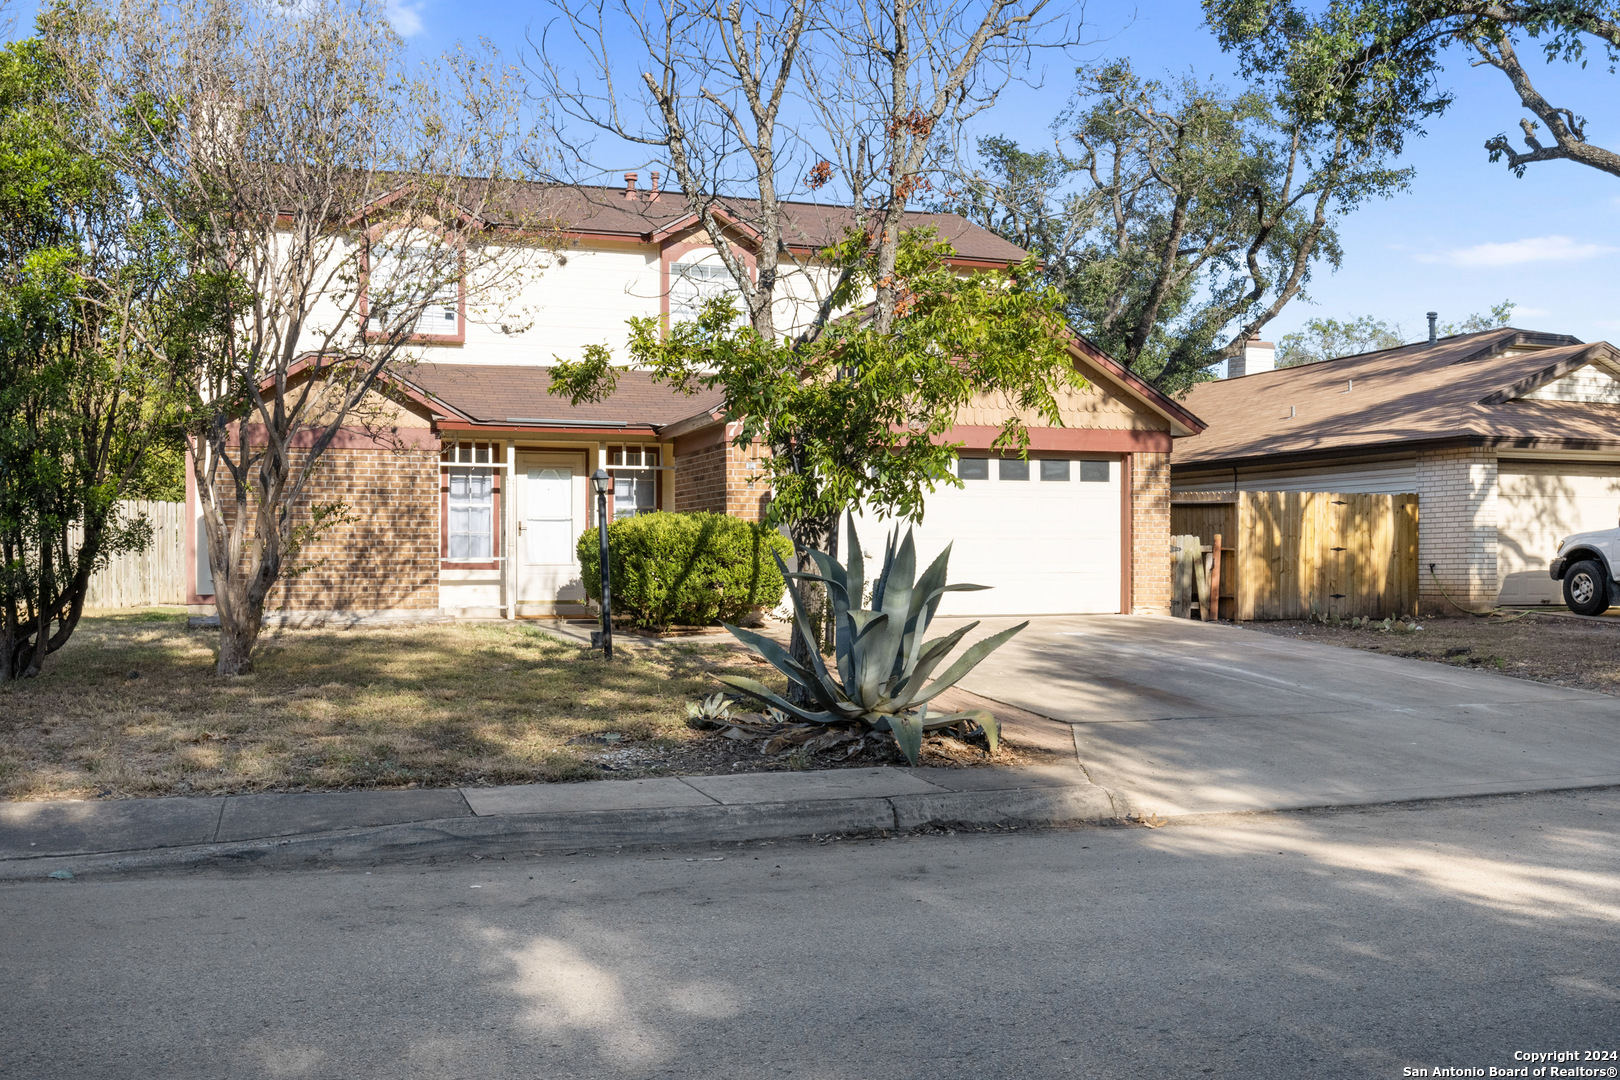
left=958, top=457, right=989, bottom=480
left=1080, top=460, right=1111, bottom=483
left=1040, top=459, right=1070, bottom=481
left=999, top=458, right=1029, bottom=481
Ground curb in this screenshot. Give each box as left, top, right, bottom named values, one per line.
left=0, top=782, right=1130, bottom=880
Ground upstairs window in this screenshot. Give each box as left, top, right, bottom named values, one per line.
left=607, top=445, right=659, bottom=518
left=669, top=260, right=739, bottom=324
left=367, top=238, right=463, bottom=340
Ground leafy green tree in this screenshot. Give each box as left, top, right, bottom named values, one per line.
left=551, top=230, right=1078, bottom=683
left=944, top=61, right=1409, bottom=392
left=1277, top=315, right=1406, bottom=366
left=538, top=0, right=1084, bottom=691
left=0, top=24, right=189, bottom=680
left=1276, top=300, right=1514, bottom=366
left=54, top=0, right=550, bottom=675
left=1205, top=0, right=1620, bottom=181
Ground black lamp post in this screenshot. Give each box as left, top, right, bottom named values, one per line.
left=591, top=469, right=614, bottom=660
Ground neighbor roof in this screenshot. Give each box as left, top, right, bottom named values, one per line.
left=1173, top=328, right=1620, bottom=467
left=396, top=363, right=725, bottom=431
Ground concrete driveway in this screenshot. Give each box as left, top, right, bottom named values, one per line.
left=949, top=615, right=1620, bottom=816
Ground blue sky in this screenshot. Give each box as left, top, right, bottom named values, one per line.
left=390, top=0, right=1620, bottom=344
left=14, top=0, right=1620, bottom=344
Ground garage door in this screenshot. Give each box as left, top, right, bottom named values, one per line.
left=1498, top=460, right=1620, bottom=604
left=851, top=455, right=1122, bottom=616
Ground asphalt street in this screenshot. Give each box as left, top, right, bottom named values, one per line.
left=4, top=788, right=1618, bottom=1079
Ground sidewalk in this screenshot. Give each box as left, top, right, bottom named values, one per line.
left=0, top=762, right=1130, bottom=879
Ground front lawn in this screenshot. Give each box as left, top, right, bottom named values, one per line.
left=0, top=612, right=787, bottom=801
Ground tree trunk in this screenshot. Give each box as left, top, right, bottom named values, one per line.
left=786, top=510, right=839, bottom=707
left=216, top=600, right=263, bottom=676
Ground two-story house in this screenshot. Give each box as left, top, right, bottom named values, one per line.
left=186, top=177, right=1203, bottom=624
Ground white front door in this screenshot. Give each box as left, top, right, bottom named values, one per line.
left=517, top=455, right=588, bottom=610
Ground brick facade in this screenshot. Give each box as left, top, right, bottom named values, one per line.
left=1130, top=451, right=1172, bottom=615
left=212, top=442, right=440, bottom=614
left=1416, top=447, right=1500, bottom=611
left=672, top=430, right=770, bottom=522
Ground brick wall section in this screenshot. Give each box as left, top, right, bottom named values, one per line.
left=723, top=439, right=771, bottom=522
left=673, top=442, right=727, bottom=514
left=673, top=434, right=770, bottom=522
left=213, top=444, right=440, bottom=612
left=1416, top=447, right=1499, bottom=611
left=1131, top=451, right=1172, bottom=614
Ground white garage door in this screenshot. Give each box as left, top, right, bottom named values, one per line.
left=1498, top=460, right=1620, bottom=604
left=851, top=455, right=1122, bottom=616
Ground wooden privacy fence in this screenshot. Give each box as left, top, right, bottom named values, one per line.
left=1171, top=491, right=1419, bottom=620
left=74, top=500, right=187, bottom=608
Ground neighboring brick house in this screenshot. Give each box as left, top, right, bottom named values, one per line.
left=186, top=179, right=1205, bottom=622
left=1170, top=328, right=1620, bottom=609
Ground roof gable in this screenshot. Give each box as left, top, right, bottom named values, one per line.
left=1519, top=363, right=1620, bottom=404
left=1478, top=345, right=1620, bottom=405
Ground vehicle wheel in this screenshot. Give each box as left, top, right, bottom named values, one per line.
left=1563, top=559, right=1611, bottom=616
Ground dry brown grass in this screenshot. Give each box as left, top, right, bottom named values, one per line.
left=1247, top=611, right=1620, bottom=695
left=0, top=611, right=786, bottom=801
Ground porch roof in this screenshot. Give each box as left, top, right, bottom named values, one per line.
left=392, top=363, right=725, bottom=432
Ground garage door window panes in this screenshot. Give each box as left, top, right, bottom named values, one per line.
left=1040, top=460, right=1070, bottom=481
left=1080, top=460, right=1110, bottom=482
left=999, top=459, right=1029, bottom=481
left=958, top=457, right=989, bottom=480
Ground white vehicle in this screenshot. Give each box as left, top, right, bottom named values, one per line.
left=1549, top=527, right=1620, bottom=616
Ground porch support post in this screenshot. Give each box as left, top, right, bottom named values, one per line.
left=504, top=439, right=516, bottom=620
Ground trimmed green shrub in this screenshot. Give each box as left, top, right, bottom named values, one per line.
left=577, top=512, right=793, bottom=630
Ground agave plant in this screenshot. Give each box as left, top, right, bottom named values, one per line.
left=718, top=513, right=1027, bottom=765
left=684, top=691, right=735, bottom=729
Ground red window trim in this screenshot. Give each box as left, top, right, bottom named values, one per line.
left=440, top=464, right=500, bottom=570
left=359, top=229, right=469, bottom=347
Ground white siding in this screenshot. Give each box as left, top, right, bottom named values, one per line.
left=1521, top=365, right=1620, bottom=404
left=1174, top=458, right=1419, bottom=495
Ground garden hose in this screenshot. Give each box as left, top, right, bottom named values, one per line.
left=1426, top=566, right=1534, bottom=622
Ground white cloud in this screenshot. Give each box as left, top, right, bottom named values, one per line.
left=1417, top=235, right=1618, bottom=268
left=386, top=0, right=424, bottom=36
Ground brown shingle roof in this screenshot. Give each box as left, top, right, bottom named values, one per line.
left=397, top=363, right=724, bottom=429
left=1173, top=328, right=1620, bottom=467
left=480, top=182, right=1029, bottom=264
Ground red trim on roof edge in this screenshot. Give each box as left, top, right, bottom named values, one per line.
left=1066, top=333, right=1206, bottom=436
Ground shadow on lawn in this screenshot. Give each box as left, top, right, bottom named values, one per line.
left=0, top=616, right=772, bottom=800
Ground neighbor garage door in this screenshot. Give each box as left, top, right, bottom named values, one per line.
left=852, top=455, right=1122, bottom=616
left=1498, top=460, right=1620, bottom=604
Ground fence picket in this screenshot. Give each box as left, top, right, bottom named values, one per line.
left=73, top=500, right=187, bottom=608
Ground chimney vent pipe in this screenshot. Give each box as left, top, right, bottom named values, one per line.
left=648, top=170, right=661, bottom=201
left=1427, top=311, right=1438, bottom=345
left=624, top=172, right=638, bottom=199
